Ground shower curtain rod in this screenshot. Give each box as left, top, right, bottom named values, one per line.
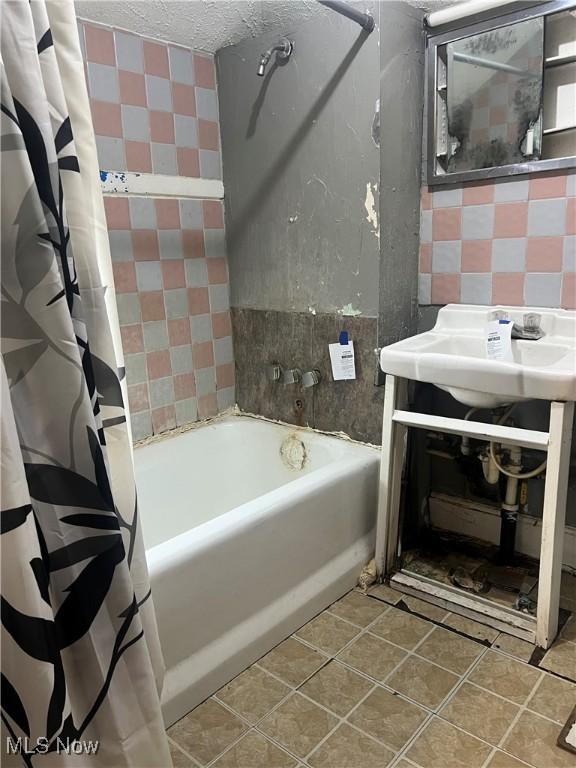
left=318, top=0, right=375, bottom=32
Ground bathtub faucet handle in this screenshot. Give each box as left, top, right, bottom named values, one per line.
left=283, top=368, right=301, bottom=385
left=267, top=363, right=283, bottom=382
left=302, top=369, right=321, bottom=388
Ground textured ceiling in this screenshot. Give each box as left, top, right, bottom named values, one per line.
left=75, top=0, right=461, bottom=54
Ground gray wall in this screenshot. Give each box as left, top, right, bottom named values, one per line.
left=217, top=2, right=425, bottom=442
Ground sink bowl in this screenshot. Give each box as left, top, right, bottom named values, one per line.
left=379, top=305, right=576, bottom=408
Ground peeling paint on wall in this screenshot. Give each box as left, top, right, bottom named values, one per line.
left=364, top=181, right=379, bottom=240
left=339, top=303, right=362, bottom=317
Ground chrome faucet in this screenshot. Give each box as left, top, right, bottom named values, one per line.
left=282, top=368, right=301, bottom=385
left=512, top=313, right=545, bottom=340
left=302, top=369, right=321, bottom=388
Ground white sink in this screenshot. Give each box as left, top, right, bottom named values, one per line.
left=379, top=305, right=576, bottom=408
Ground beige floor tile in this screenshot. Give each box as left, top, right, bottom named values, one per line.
left=348, top=685, right=428, bottom=751
left=259, top=693, right=338, bottom=759
left=168, top=739, right=198, bottom=768
left=168, top=698, right=247, bottom=766
left=368, top=583, right=403, bottom=605
left=308, top=722, right=395, bottom=768
left=215, top=665, right=291, bottom=724
left=443, top=613, right=499, bottom=643
left=503, top=710, right=575, bottom=768
left=387, top=656, right=460, bottom=710
left=258, top=637, right=327, bottom=687
left=370, top=606, right=433, bottom=650
left=300, top=660, right=373, bottom=717
left=527, top=673, right=576, bottom=724
left=540, top=639, right=576, bottom=681
left=485, top=750, right=531, bottom=768
left=295, top=611, right=361, bottom=655
left=493, top=634, right=536, bottom=663
left=439, top=682, right=520, bottom=745
left=402, top=596, right=450, bottom=622
left=405, top=717, right=492, bottom=768
left=468, top=650, right=542, bottom=705
left=212, top=730, right=297, bottom=768
left=328, top=591, right=388, bottom=628
left=394, top=762, right=418, bottom=768
left=337, top=632, right=407, bottom=682
left=561, top=616, right=576, bottom=642
left=416, top=626, right=484, bottom=675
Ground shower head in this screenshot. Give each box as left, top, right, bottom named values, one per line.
left=257, top=38, right=293, bottom=77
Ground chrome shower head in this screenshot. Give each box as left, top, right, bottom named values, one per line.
left=257, top=38, right=293, bottom=77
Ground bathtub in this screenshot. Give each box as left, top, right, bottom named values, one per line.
left=134, top=415, right=379, bottom=726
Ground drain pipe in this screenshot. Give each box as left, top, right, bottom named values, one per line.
left=318, top=0, right=375, bottom=32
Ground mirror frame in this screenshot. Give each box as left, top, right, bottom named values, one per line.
left=426, top=0, right=576, bottom=186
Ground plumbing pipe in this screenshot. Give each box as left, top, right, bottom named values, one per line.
left=499, top=445, right=522, bottom=564
left=489, top=441, right=547, bottom=480
left=426, top=0, right=520, bottom=28
left=461, top=407, right=479, bottom=456
left=318, top=0, right=375, bottom=32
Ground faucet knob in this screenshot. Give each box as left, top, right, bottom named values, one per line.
left=523, top=312, right=541, bottom=331
left=302, top=369, right=321, bottom=388
left=267, top=363, right=282, bottom=382
left=283, top=368, right=301, bottom=385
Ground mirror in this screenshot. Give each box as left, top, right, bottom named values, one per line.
left=442, top=18, right=545, bottom=173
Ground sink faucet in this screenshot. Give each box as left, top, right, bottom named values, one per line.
left=512, top=313, right=545, bottom=340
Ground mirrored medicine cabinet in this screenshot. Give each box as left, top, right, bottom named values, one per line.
left=427, top=0, right=576, bottom=185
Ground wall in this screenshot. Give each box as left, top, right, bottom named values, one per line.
left=77, top=19, right=234, bottom=440
left=217, top=2, right=424, bottom=443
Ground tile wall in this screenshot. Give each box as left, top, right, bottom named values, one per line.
left=77, top=20, right=234, bottom=440
left=419, top=171, right=576, bottom=309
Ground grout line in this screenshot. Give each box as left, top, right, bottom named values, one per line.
left=166, top=735, right=203, bottom=768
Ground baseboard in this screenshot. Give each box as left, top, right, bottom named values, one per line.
left=429, top=492, right=576, bottom=571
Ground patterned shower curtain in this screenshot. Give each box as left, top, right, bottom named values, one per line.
left=1, top=1, right=171, bottom=765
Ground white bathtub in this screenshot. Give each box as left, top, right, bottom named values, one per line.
left=134, top=415, right=379, bottom=726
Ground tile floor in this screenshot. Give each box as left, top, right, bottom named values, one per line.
left=167, top=585, right=576, bottom=768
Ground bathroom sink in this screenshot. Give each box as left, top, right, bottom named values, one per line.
left=379, top=305, right=576, bottom=408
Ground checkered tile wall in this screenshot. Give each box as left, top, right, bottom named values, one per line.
left=419, top=172, right=576, bottom=309
left=78, top=20, right=234, bottom=440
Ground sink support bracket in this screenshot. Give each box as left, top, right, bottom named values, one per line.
left=375, top=374, right=574, bottom=649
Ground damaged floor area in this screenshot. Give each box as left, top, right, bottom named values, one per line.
left=166, top=584, right=576, bottom=768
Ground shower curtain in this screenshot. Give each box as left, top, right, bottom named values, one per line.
left=1, top=1, right=171, bottom=765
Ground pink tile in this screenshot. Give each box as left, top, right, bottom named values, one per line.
left=207, top=257, right=227, bottom=284
left=131, top=230, right=160, bottom=261
left=567, top=197, right=576, bottom=236
left=462, top=182, right=494, bottom=206
left=216, top=362, right=235, bottom=390
left=152, top=404, right=176, bottom=433
left=188, top=287, right=210, bottom=315
left=146, top=350, right=172, bottom=380
left=490, top=106, right=506, bottom=125
left=177, top=147, right=200, bottom=177
left=492, top=273, right=525, bottom=306
left=162, top=259, right=185, bottom=289
left=113, top=262, right=137, bottom=293
left=125, top=140, right=152, bottom=173
left=476, top=88, right=489, bottom=108
left=192, top=341, right=215, bottom=369
left=198, top=393, right=218, bottom=419
left=194, top=55, right=216, bottom=89
left=431, top=274, right=460, bottom=304
left=143, top=40, right=169, bottom=77
left=461, top=241, right=492, bottom=272
left=529, top=174, right=567, bottom=199
left=562, top=273, right=576, bottom=309
left=149, top=111, right=175, bottom=144
left=128, top=383, right=149, bottom=413
left=174, top=372, right=195, bottom=401
left=172, top=83, right=196, bottom=116
left=91, top=101, right=122, bottom=138
left=155, top=199, right=180, bottom=229
left=168, top=318, right=191, bottom=347
left=118, top=70, right=147, bottom=107
left=202, top=200, right=224, bottom=229
left=421, top=187, right=432, bottom=211
left=85, top=24, right=115, bottom=65
left=121, top=324, right=144, bottom=354
left=198, top=119, right=219, bottom=150
left=182, top=229, right=205, bottom=258
left=526, top=238, right=563, bottom=272
left=140, top=291, right=165, bottom=321
left=104, top=196, right=130, bottom=229
left=432, top=208, right=461, bottom=241
left=494, top=202, right=528, bottom=238
left=419, top=243, right=432, bottom=273
left=212, top=311, right=232, bottom=339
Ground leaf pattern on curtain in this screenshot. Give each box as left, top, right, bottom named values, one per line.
left=1, top=2, right=170, bottom=765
